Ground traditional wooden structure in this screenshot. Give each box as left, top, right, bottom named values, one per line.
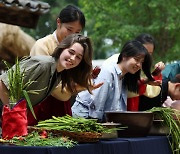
left=0, top=0, right=50, bottom=73
left=0, top=0, right=50, bottom=28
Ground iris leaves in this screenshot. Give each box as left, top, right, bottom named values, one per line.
left=4, top=58, right=36, bottom=119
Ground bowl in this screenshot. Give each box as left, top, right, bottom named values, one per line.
left=105, top=111, right=154, bottom=137
left=148, top=120, right=169, bottom=135
left=148, top=118, right=180, bottom=136
left=101, top=122, right=121, bottom=139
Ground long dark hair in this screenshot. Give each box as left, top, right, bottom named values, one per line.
left=117, top=40, right=154, bottom=93
left=58, top=5, right=85, bottom=29
left=52, top=34, right=93, bottom=93
left=135, top=33, right=156, bottom=51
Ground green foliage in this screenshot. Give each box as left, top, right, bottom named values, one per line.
left=4, top=58, right=36, bottom=118
left=4, top=58, right=26, bottom=104
left=22, top=0, right=180, bottom=62
left=36, top=115, right=120, bottom=133
left=148, top=107, right=180, bottom=154
left=8, top=131, right=77, bottom=147
left=79, top=0, right=180, bottom=62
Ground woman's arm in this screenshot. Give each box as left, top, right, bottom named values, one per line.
left=51, top=66, right=103, bottom=101
left=0, top=80, right=9, bottom=105
left=51, top=82, right=104, bottom=101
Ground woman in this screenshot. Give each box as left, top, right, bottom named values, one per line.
left=127, top=34, right=165, bottom=111
left=72, top=40, right=154, bottom=120
left=103, top=33, right=165, bottom=73
left=0, top=34, right=98, bottom=109
left=103, top=34, right=165, bottom=111
left=135, top=33, right=165, bottom=77
left=29, top=5, right=86, bottom=124
left=30, top=4, right=85, bottom=56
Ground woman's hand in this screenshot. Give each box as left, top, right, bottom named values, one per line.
left=89, top=82, right=104, bottom=91
left=151, top=61, right=165, bottom=76
left=74, top=82, right=104, bottom=93
left=51, top=66, right=103, bottom=100
left=154, top=61, right=165, bottom=71
left=77, top=66, right=103, bottom=92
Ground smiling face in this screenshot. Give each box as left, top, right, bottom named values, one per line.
left=56, top=18, right=82, bottom=43
left=57, top=42, right=84, bottom=72
left=122, top=55, right=144, bottom=74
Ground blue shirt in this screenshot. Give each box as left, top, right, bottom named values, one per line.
left=72, top=62, right=127, bottom=120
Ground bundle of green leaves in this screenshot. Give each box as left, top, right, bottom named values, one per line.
left=4, top=58, right=36, bottom=118
left=36, top=115, right=122, bottom=133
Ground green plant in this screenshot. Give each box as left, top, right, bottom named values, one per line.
left=148, top=107, right=180, bottom=154
left=3, top=58, right=36, bottom=119
left=36, top=115, right=122, bottom=133
left=1, top=131, right=77, bottom=148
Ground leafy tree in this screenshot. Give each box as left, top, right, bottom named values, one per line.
left=79, top=0, right=180, bottom=62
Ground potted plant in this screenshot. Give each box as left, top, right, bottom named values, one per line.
left=2, top=58, right=36, bottom=139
